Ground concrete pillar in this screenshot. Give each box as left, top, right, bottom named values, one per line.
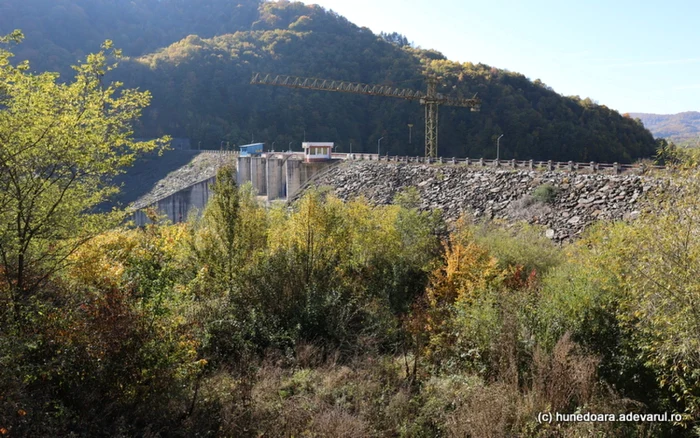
left=236, top=156, right=252, bottom=186
left=590, top=162, right=597, bottom=173
left=547, top=160, right=554, bottom=171
left=479, top=158, right=485, bottom=167
left=451, top=157, right=456, bottom=164
left=510, top=159, right=516, bottom=168
left=285, top=159, right=302, bottom=200
left=250, top=157, right=267, bottom=196
left=466, top=157, right=471, bottom=166
left=614, top=162, right=621, bottom=174
left=568, top=161, right=574, bottom=172
left=266, top=156, right=286, bottom=201
left=494, top=159, right=501, bottom=167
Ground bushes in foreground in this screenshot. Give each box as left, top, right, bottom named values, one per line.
left=2, top=166, right=700, bottom=436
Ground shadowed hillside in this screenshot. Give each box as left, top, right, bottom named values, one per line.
left=1, top=0, right=657, bottom=162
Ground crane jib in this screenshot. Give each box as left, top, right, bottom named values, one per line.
left=250, top=73, right=480, bottom=158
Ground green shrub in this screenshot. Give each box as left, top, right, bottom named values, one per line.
left=531, top=183, right=559, bottom=204
left=473, top=222, right=563, bottom=276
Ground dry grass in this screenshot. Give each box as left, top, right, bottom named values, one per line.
left=190, top=337, right=652, bottom=437
left=532, top=333, right=599, bottom=413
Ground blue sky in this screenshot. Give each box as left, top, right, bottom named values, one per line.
left=302, top=0, right=699, bottom=114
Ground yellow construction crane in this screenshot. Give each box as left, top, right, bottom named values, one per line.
left=250, top=73, right=481, bottom=158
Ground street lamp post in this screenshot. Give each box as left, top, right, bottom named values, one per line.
left=408, top=124, right=413, bottom=144
left=497, top=134, right=504, bottom=161
left=377, top=137, right=384, bottom=157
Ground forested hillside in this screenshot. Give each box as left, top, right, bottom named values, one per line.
left=0, top=0, right=657, bottom=162
left=629, top=111, right=700, bottom=145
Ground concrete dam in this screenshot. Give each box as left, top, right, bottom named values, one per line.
left=129, top=151, right=344, bottom=225
left=126, top=150, right=665, bottom=240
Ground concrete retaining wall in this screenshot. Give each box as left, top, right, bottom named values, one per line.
left=132, top=176, right=216, bottom=226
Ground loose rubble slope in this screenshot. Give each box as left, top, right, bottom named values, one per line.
left=307, top=161, right=667, bottom=241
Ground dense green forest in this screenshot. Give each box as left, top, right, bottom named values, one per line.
left=0, top=0, right=657, bottom=162
left=2, top=33, right=700, bottom=436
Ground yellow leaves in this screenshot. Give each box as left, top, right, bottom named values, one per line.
left=427, top=230, right=503, bottom=310
left=68, top=224, right=188, bottom=290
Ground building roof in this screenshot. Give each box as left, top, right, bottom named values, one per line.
left=302, top=142, right=334, bottom=149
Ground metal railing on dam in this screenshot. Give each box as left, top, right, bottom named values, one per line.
left=198, top=150, right=662, bottom=174
left=335, top=153, right=664, bottom=174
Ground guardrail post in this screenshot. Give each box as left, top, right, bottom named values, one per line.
left=529, top=159, right=534, bottom=170
left=494, top=159, right=500, bottom=167
left=568, top=161, right=574, bottom=172
left=510, top=159, right=516, bottom=168
left=451, top=157, right=456, bottom=164
left=479, top=158, right=485, bottom=167
left=613, top=162, right=621, bottom=174
left=466, top=157, right=471, bottom=166
left=589, top=161, right=596, bottom=173
left=547, top=160, right=554, bottom=171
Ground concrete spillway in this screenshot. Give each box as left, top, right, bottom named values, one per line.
left=129, top=152, right=337, bottom=225
left=238, top=154, right=337, bottom=202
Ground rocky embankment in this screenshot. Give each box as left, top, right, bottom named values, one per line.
left=306, top=162, right=667, bottom=241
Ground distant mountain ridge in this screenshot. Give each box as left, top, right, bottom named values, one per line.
left=628, top=111, right=700, bottom=144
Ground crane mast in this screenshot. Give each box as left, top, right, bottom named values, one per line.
left=251, top=73, right=480, bottom=158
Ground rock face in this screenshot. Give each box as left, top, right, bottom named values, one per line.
left=305, top=162, right=667, bottom=241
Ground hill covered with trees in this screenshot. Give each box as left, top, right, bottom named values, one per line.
left=0, top=0, right=657, bottom=162
left=629, top=111, right=700, bottom=145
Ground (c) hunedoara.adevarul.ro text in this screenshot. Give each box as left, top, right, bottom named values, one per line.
left=537, top=412, right=683, bottom=424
